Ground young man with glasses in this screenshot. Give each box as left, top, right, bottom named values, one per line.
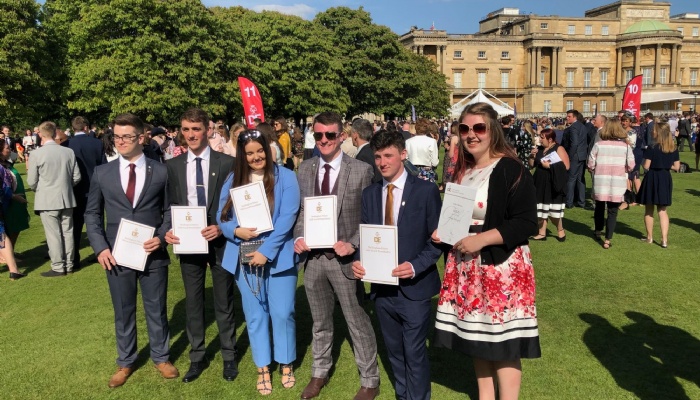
left=294, top=112, right=380, bottom=400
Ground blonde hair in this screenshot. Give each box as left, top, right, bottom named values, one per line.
left=653, top=122, right=676, bottom=153
left=599, top=120, right=628, bottom=142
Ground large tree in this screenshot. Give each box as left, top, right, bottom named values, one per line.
left=0, top=0, right=51, bottom=129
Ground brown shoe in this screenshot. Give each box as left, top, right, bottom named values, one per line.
left=300, top=377, right=328, bottom=399
left=155, top=361, right=179, bottom=379
left=108, top=367, right=133, bottom=388
left=353, top=386, right=379, bottom=400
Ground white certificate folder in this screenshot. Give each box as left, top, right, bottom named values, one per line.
left=437, top=183, right=477, bottom=245
left=230, top=181, right=274, bottom=234
left=171, top=206, right=208, bottom=254
left=112, top=218, right=155, bottom=271
left=304, top=195, right=338, bottom=249
left=359, top=224, right=399, bottom=286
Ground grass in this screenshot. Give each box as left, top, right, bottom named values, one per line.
left=2, top=151, right=700, bottom=399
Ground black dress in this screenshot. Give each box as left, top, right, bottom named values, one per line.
left=532, top=144, right=566, bottom=219
left=636, top=146, right=679, bottom=206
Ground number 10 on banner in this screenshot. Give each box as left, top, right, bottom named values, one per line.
left=238, top=76, right=266, bottom=128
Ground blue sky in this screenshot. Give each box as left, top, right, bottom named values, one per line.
left=201, top=0, right=700, bottom=34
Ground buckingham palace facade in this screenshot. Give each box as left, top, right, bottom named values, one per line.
left=400, top=0, right=700, bottom=115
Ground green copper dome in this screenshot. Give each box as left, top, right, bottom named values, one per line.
left=624, top=20, right=673, bottom=34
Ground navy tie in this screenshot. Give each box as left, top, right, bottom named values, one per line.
left=195, top=157, right=206, bottom=207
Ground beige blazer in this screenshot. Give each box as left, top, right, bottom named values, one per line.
left=27, top=141, right=81, bottom=211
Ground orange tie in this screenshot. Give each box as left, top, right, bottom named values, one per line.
left=385, top=184, right=395, bottom=226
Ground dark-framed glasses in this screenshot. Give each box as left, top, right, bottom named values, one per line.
left=238, top=129, right=262, bottom=143
left=313, top=131, right=339, bottom=141
left=458, top=123, right=488, bottom=136
left=113, top=134, right=139, bottom=143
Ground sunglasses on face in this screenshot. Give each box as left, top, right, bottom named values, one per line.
left=313, top=131, right=338, bottom=141
left=238, top=129, right=262, bottom=143
left=458, top=123, right=488, bottom=136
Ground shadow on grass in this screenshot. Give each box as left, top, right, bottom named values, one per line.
left=580, top=312, right=700, bottom=399
left=670, top=217, right=700, bottom=234
left=685, top=188, right=700, bottom=197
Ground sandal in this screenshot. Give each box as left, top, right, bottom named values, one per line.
left=640, top=237, right=653, bottom=244
left=280, top=364, right=295, bottom=389
left=529, top=234, right=547, bottom=241
left=556, top=229, right=566, bottom=242
left=602, top=240, right=611, bottom=249
left=257, top=367, right=272, bottom=396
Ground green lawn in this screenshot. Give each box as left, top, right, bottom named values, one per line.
left=2, top=152, right=699, bottom=399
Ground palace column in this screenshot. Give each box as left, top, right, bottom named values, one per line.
left=616, top=47, right=622, bottom=86
left=655, top=44, right=662, bottom=84
left=529, top=48, right=535, bottom=87
left=635, top=45, right=641, bottom=76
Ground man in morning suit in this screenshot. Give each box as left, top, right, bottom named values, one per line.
left=27, top=121, right=82, bottom=276
left=352, top=130, right=442, bottom=400
left=85, top=113, right=179, bottom=388
left=294, top=112, right=380, bottom=400
left=352, top=118, right=382, bottom=183
left=67, top=116, right=106, bottom=269
left=561, top=109, right=588, bottom=208
left=164, top=108, right=238, bottom=383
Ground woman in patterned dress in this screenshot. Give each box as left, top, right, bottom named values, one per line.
left=432, top=102, right=540, bottom=399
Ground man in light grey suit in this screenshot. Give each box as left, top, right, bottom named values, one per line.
left=85, top=113, right=178, bottom=388
left=26, top=121, right=81, bottom=277
left=294, top=112, right=380, bottom=400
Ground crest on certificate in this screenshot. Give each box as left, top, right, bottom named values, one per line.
left=244, top=190, right=251, bottom=201
left=185, top=212, right=192, bottom=222
left=374, top=232, right=381, bottom=244
left=316, top=202, right=322, bottom=212
left=131, top=228, right=139, bottom=237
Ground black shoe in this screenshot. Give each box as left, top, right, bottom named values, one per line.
left=40, top=270, right=66, bottom=278
left=223, top=360, right=239, bottom=381
left=565, top=205, right=574, bottom=209
left=9, top=272, right=26, bottom=281
left=182, top=360, right=209, bottom=383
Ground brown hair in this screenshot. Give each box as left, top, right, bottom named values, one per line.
left=540, top=128, right=556, bottom=142
left=653, top=122, right=676, bottom=153
left=453, top=102, right=518, bottom=183
left=274, top=116, right=289, bottom=132
left=113, top=114, right=144, bottom=135
left=414, top=118, right=430, bottom=136
left=180, top=107, right=210, bottom=128
left=599, top=120, right=629, bottom=142
left=313, top=112, right=343, bottom=133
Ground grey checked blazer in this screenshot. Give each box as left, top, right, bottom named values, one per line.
left=294, top=154, right=373, bottom=278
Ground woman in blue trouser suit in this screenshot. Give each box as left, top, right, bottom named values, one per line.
left=217, top=129, right=300, bottom=395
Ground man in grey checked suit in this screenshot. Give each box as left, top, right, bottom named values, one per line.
left=294, top=112, right=380, bottom=400
left=26, top=121, right=81, bottom=277
left=85, top=113, right=179, bottom=388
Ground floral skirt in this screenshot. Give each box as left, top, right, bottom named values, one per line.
left=434, top=246, right=541, bottom=361
left=417, top=167, right=437, bottom=183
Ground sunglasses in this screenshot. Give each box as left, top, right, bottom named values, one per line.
left=313, top=131, right=339, bottom=141
left=238, top=129, right=262, bottom=143
left=458, top=123, right=488, bottom=136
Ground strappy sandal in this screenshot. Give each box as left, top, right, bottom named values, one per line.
left=556, top=229, right=566, bottom=242
left=280, top=364, right=295, bottom=389
left=257, top=367, right=272, bottom=396
left=602, top=240, right=612, bottom=249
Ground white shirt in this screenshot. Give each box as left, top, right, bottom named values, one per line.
left=318, top=152, right=343, bottom=193
left=356, top=142, right=370, bottom=154
left=382, top=168, right=407, bottom=227
left=119, top=153, right=147, bottom=208
left=304, top=127, right=316, bottom=150
left=74, top=131, right=86, bottom=136
left=186, top=146, right=211, bottom=207
left=405, top=135, right=439, bottom=167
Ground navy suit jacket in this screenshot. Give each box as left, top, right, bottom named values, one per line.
left=68, top=134, right=106, bottom=198
left=360, top=170, right=442, bottom=301
left=355, top=144, right=382, bottom=183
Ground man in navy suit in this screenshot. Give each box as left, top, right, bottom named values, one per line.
left=352, top=130, right=442, bottom=400
left=352, top=119, right=381, bottom=183
left=68, top=116, right=106, bottom=269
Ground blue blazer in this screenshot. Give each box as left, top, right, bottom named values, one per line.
left=361, top=171, right=442, bottom=301
left=67, top=134, right=106, bottom=198
left=217, top=165, right=300, bottom=275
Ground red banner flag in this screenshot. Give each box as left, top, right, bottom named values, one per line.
left=238, top=77, right=265, bottom=129
left=621, top=74, right=643, bottom=120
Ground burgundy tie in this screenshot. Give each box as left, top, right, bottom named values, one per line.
left=125, top=163, right=136, bottom=206
left=321, top=164, right=331, bottom=195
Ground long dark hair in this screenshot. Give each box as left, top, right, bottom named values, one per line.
left=219, top=130, right=276, bottom=222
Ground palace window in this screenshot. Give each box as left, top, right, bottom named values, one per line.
left=677, top=27, right=684, bottom=36
left=693, top=27, right=699, bottom=37
left=642, top=67, right=653, bottom=86
left=519, top=24, right=525, bottom=32
left=691, top=69, right=698, bottom=86
left=544, top=100, right=551, bottom=113
left=478, top=51, right=486, bottom=59
left=660, top=67, right=668, bottom=84
left=625, top=69, right=633, bottom=83
left=540, top=23, right=548, bottom=29
left=540, top=70, right=546, bottom=87
left=566, top=70, right=575, bottom=87
left=600, top=100, right=607, bottom=112
left=568, top=25, right=575, bottom=35
left=501, top=51, right=510, bottom=59
left=602, top=26, right=609, bottom=36
left=600, top=70, right=608, bottom=87
left=501, top=72, right=509, bottom=89
left=566, top=100, right=574, bottom=110
left=453, top=50, right=462, bottom=59
left=583, top=70, right=591, bottom=88
left=453, top=71, right=462, bottom=89
left=477, top=71, right=486, bottom=89
left=583, top=101, right=591, bottom=113
left=585, top=25, right=592, bottom=36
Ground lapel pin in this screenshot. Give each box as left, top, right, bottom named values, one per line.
left=212, top=172, right=216, bottom=176
left=401, top=201, right=405, bottom=206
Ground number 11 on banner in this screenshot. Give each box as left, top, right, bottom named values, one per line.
left=238, top=76, right=265, bottom=128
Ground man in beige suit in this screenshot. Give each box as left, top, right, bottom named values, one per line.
left=27, top=121, right=81, bottom=277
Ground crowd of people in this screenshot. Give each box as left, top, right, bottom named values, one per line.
left=0, top=102, right=695, bottom=400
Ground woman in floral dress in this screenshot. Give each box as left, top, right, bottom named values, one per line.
left=432, top=102, right=540, bottom=400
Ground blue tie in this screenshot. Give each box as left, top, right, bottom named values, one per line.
left=195, top=157, right=206, bottom=207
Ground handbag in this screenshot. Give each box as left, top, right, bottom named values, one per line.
left=403, top=159, right=420, bottom=176
left=240, top=239, right=265, bottom=265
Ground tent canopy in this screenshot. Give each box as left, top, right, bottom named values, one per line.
left=451, top=89, right=514, bottom=119
left=641, top=91, right=696, bottom=103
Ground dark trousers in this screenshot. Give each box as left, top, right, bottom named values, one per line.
left=566, top=158, right=586, bottom=207
left=106, top=264, right=170, bottom=367
left=180, top=252, right=237, bottom=362
left=72, top=194, right=87, bottom=266
left=375, top=287, right=432, bottom=400
left=594, top=201, right=621, bottom=240
left=677, top=136, right=694, bottom=152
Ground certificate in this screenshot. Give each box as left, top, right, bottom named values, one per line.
left=304, top=195, right=338, bottom=249
left=541, top=151, right=562, bottom=164
left=171, top=206, right=208, bottom=254
left=112, top=218, right=155, bottom=271
left=230, top=181, right=273, bottom=234
left=437, top=183, right=477, bottom=245
left=359, top=224, right=398, bottom=286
